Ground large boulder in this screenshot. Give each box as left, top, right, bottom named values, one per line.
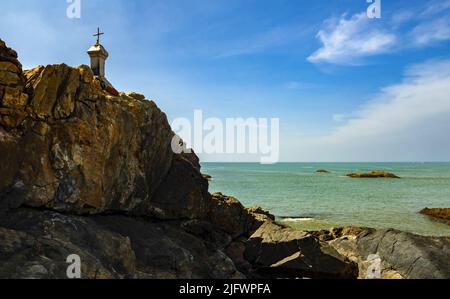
left=322, top=227, right=450, bottom=279
left=208, top=193, right=275, bottom=238
left=0, top=39, right=209, bottom=219
left=244, top=222, right=359, bottom=279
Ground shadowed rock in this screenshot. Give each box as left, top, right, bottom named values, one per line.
left=244, top=222, right=359, bottom=279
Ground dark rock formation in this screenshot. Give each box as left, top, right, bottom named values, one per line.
left=0, top=208, right=242, bottom=279
left=346, top=171, right=400, bottom=179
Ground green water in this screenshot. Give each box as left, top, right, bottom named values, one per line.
left=202, top=163, right=450, bottom=236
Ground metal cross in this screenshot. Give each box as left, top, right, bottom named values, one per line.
left=93, top=27, right=104, bottom=45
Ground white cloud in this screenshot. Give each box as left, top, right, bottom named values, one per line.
left=308, top=13, right=397, bottom=64
left=293, top=59, right=450, bottom=161
left=421, top=0, right=450, bottom=16
left=412, top=17, right=450, bottom=46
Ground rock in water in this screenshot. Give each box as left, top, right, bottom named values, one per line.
left=346, top=171, right=400, bottom=179
left=420, top=208, right=450, bottom=222
left=316, top=169, right=330, bottom=173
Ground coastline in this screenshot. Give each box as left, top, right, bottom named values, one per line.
left=203, top=162, right=450, bottom=237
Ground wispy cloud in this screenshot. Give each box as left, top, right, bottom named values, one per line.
left=309, top=1, right=450, bottom=66
left=307, top=13, right=396, bottom=65
left=411, top=17, right=450, bottom=46
left=294, top=59, right=450, bottom=161
left=421, top=0, right=450, bottom=16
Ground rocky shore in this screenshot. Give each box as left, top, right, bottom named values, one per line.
left=1, top=39, right=449, bottom=279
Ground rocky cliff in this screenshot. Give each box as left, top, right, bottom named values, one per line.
left=0, top=39, right=449, bottom=279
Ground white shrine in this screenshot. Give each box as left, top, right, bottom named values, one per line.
left=87, top=28, right=117, bottom=94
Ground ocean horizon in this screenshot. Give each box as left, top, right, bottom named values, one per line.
left=202, top=162, right=450, bottom=236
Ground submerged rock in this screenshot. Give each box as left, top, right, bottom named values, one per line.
left=346, top=171, right=400, bottom=179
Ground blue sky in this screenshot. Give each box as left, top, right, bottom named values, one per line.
left=1, top=0, right=450, bottom=162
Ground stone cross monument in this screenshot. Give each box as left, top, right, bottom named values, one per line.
left=87, top=28, right=109, bottom=78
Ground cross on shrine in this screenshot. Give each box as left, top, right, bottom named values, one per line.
left=93, top=27, right=104, bottom=45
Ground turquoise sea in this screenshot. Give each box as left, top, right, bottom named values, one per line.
left=202, top=163, right=450, bottom=236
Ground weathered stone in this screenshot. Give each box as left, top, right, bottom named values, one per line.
left=0, top=108, right=27, bottom=128
left=244, top=222, right=358, bottom=279
left=0, top=70, right=21, bottom=86
left=127, top=92, right=146, bottom=101
left=25, top=64, right=80, bottom=119
left=321, top=227, right=450, bottom=279
left=1, top=86, right=28, bottom=108
left=0, top=61, right=20, bottom=73
left=208, top=193, right=273, bottom=238
left=0, top=209, right=136, bottom=279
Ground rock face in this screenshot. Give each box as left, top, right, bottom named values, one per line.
left=346, top=171, right=400, bottom=179
left=0, top=40, right=29, bottom=128
left=0, top=40, right=209, bottom=219
left=420, top=208, right=450, bottom=222
left=316, top=227, right=450, bottom=279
